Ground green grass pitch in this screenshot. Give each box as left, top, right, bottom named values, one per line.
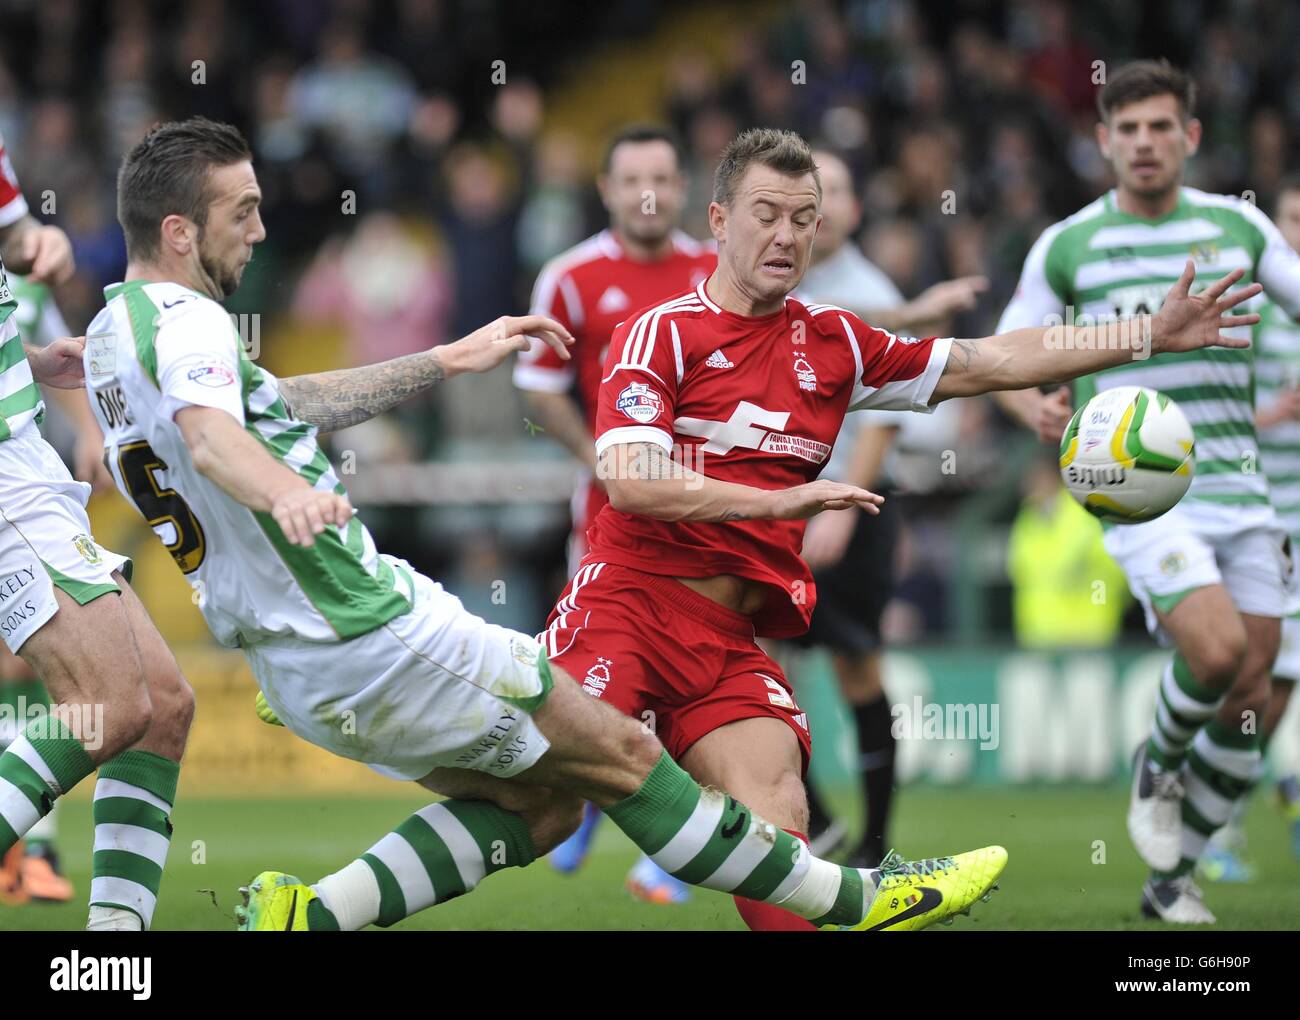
left=3, top=786, right=1297, bottom=930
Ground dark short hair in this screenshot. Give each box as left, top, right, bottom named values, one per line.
left=601, top=124, right=686, bottom=174
left=712, top=127, right=820, bottom=206
left=1097, top=59, right=1196, bottom=123
left=117, top=117, right=253, bottom=260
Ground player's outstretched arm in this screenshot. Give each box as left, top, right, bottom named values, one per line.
left=175, top=405, right=352, bottom=547
left=601, top=442, right=882, bottom=523
left=931, top=262, right=1260, bottom=403
left=278, top=315, right=573, bottom=434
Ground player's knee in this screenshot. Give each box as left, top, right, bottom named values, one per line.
left=101, top=685, right=153, bottom=759
left=611, top=714, right=663, bottom=777
left=1192, top=631, right=1247, bottom=687
left=154, top=669, right=196, bottom=740
left=772, top=767, right=810, bottom=835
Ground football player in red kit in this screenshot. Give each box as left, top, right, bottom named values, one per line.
left=539, top=127, right=1263, bottom=930
left=515, top=125, right=714, bottom=572
left=515, top=126, right=714, bottom=902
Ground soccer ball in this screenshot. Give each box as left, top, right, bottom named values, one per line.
left=1058, top=385, right=1195, bottom=523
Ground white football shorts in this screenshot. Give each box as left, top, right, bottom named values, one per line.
left=1103, top=501, right=1294, bottom=642
left=243, top=564, right=553, bottom=782
left=0, top=427, right=130, bottom=654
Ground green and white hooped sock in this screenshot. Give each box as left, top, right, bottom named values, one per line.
left=1, top=681, right=58, bottom=849
left=1147, top=654, right=1223, bottom=771
left=605, top=752, right=865, bottom=926
left=88, top=750, right=180, bottom=930
left=0, top=680, right=49, bottom=752
left=310, top=800, right=537, bottom=930
left=1162, top=720, right=1260, bottom=879
left=0, top=718, right=94, bottom=855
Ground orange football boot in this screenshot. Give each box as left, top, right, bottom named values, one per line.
left=0, top=841, right=29, bottom=905
left=21, top=846, right=73, bottom=903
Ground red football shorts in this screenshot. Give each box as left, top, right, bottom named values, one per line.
left=540, top=560, right=811, bottom=771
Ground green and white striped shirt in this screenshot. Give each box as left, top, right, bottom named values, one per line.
left=0, top=259, right=43, bottom=442
left=1256, top=300, right=1300, bottom=539
left=11, top=274, right=68, bottom=349
left=999, top=187, right=1300, bottom=530
left=86, top=280, right=414, bottom=647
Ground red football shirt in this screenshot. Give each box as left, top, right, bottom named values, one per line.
left=514, top=228, right=716, bottom=545
left=0, top=132, right=30, bottom=229
left=514, top=228, right=716, bottom=418
left=588, top=280, right=952, bottom=638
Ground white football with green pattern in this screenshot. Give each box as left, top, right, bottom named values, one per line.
left=1058, top=386, right=1195, bottom=523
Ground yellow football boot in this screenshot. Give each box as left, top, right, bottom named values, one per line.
left=235, top=871, right=318, bottom=931
left=253, top=690, right=284, bottom=727
left=850, top=846, right=1007, bottom=931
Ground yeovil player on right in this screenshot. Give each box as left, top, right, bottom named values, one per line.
left=995, top=60, right=1300, bottom=923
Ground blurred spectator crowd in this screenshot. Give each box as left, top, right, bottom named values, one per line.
left=3, top=0, right=1299, bottom=640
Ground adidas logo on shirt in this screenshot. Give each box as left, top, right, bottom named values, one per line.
left=596, top=286, right=629, bottom=314
left=705, top=349, right=734, bottom=369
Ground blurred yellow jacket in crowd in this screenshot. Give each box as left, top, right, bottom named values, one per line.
left=1007, top=483, right=1129, bottom=648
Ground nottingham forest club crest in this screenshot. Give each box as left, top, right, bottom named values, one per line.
left=582, top=657, right=613, bottom=698
left=792, top=351, right=817, bottom=392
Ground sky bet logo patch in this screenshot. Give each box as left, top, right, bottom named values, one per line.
left=616, top=382, right=663, bottom=424
left=187, top=364, right=236, bottom=388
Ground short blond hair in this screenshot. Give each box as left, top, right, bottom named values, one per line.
left=712, top=128, right=821, bottom=206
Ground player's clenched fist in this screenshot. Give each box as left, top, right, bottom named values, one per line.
left=436, top=314, right=574, bottom=378
left=270, top=486, right=353, bottom=547
left=17, top=223, right=76, bottom=285
left=765, top=479, right=884, bottom=520
left=27, top=335, right=86, bottom=388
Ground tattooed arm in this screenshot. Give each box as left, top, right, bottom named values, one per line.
left=600, top=442, right=882, bottom=523
left=930, top=263, right=1260, bottom=403
left=278, top=349, right=446, bottom=434
left=278, top=314, right=574, bottom=434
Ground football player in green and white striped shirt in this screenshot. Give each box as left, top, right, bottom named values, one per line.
left=92, top=118, right=1028, bottom=932
left=0, top=274, right=106, bottom=904
left=997, top=61, right=1300, bottom=923
left=1248, top=179, right=1300, bottom=859
left=0, top=131, right=193, bottom=931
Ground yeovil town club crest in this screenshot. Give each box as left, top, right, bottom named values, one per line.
left=73, top=534, right=102, bottom=566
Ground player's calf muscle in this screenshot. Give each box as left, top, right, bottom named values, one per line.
left=1219, top=652, right=1277, bottom=724
left=19, top=588, right=153, bottom=759
left=115, top=576, right=194, bottom=760
left=418, top=769, right=582, bottom=854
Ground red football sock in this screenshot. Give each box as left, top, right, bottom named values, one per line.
left=733, top=829, right=818, bottom=931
